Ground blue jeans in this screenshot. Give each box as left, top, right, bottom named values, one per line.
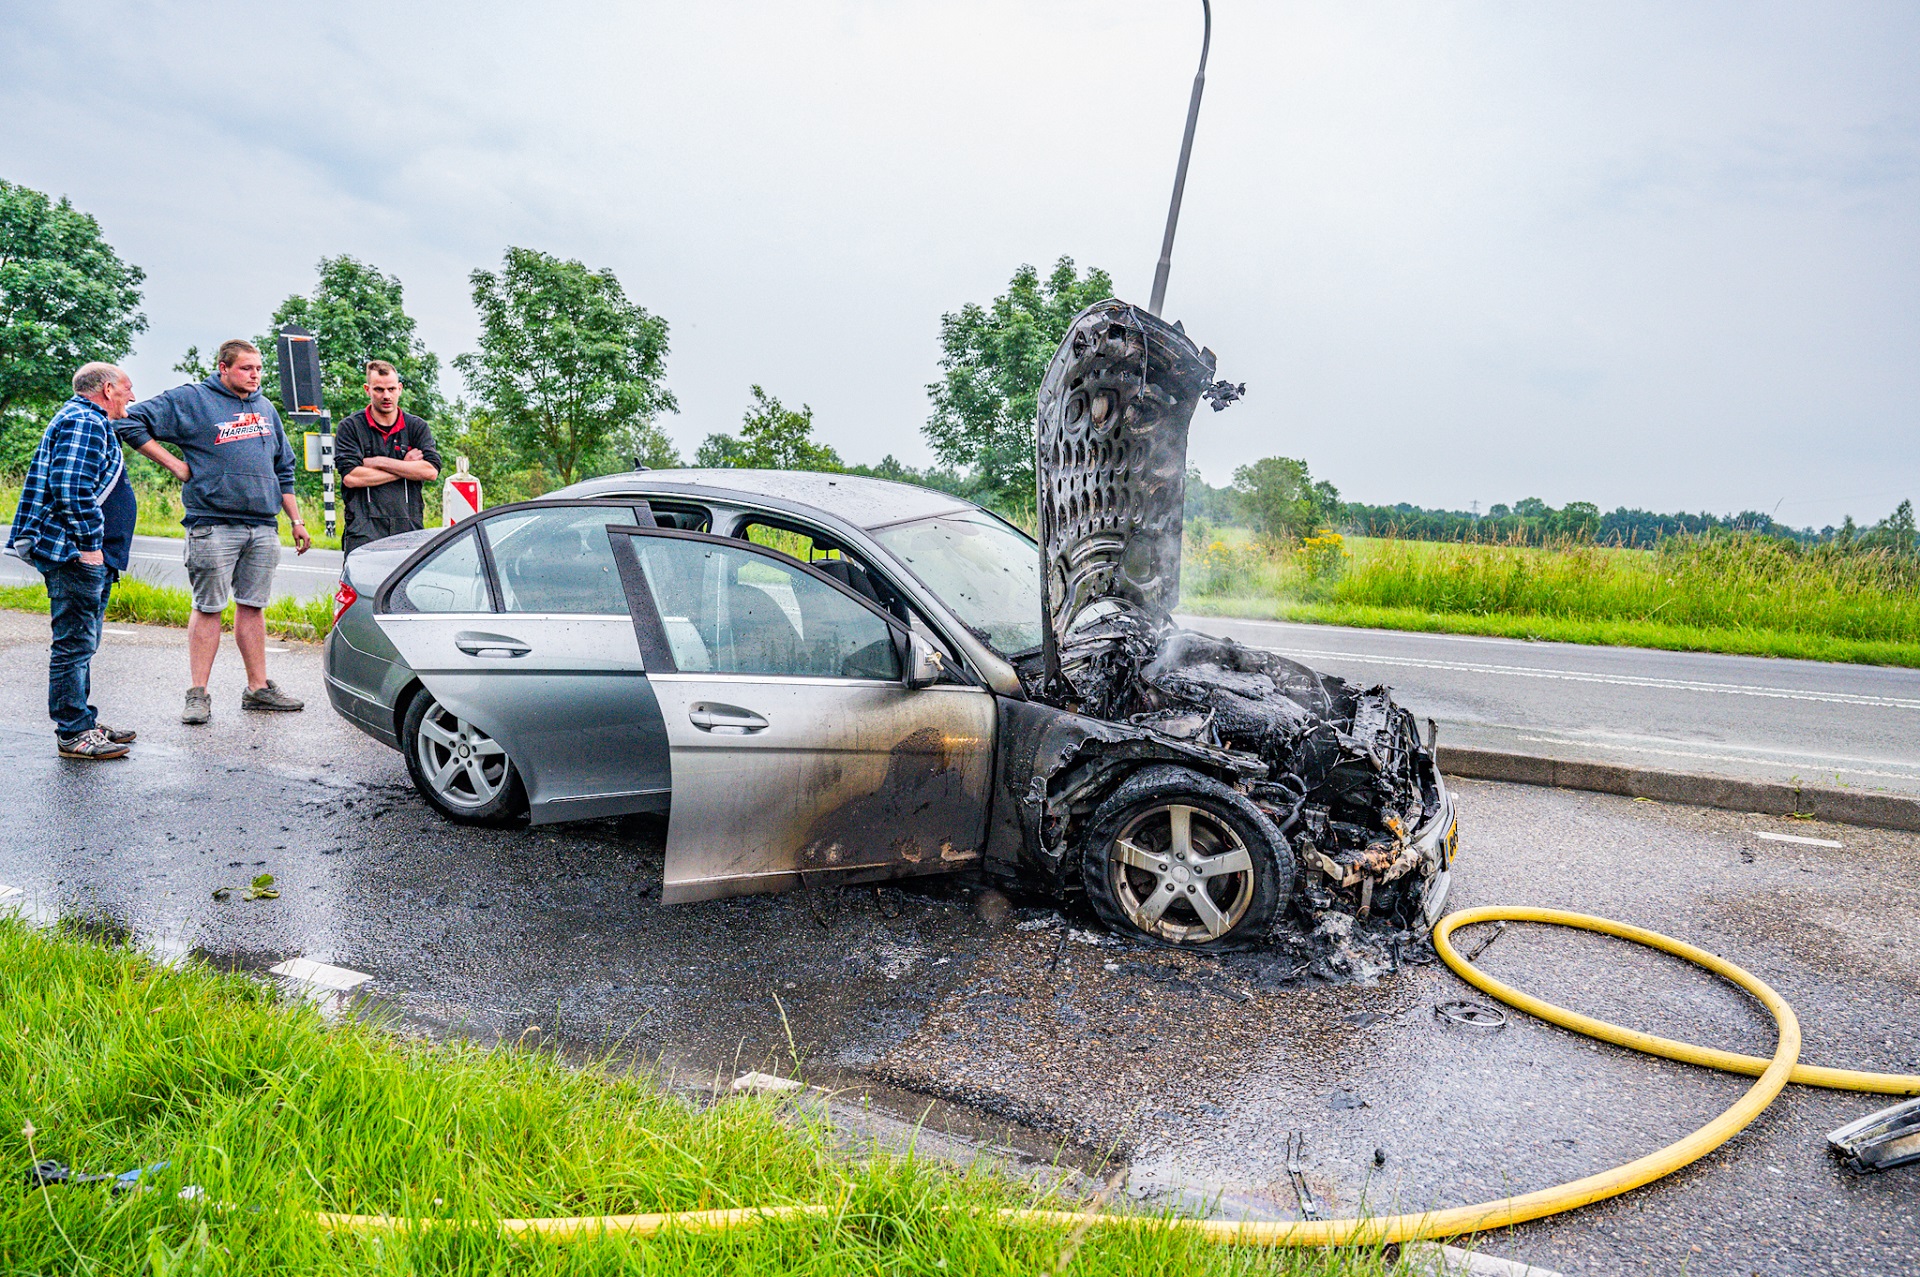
left=42, top=558, right=113, bottom=739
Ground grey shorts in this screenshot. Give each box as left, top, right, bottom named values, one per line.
left=184, top=523, right=280, bottom=612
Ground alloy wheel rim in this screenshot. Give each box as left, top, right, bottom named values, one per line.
left=415, top=700, right=508, bottom=810
left=1110, top=802, right=1255, bottom=943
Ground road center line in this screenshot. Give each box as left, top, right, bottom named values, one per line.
left=1258, top=646, right=1920, bottom=712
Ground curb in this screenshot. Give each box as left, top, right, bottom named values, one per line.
left=1437, top=745, right=1920, bottom=834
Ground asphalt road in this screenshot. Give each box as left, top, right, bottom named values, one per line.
left=0, top=612, right=1913, bottom=1275
left=1181, top=613, right=1920, bottom=798
left=0, top=530, right=344, bottom=601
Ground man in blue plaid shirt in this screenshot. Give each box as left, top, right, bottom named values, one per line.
left=5, top=363, right=142, bottom=759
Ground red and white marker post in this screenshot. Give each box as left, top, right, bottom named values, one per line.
left=444, top=456, right=483, bottom=525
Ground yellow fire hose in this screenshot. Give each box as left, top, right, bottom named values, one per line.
left=314, top=906, right=1920, bottom=1246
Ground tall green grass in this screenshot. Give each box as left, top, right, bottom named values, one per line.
left=0, top=916, right=1402, bottom=1275
left=1183, top=533, right=1920, bottom=666
left=0, top=574, right=334, bottom=641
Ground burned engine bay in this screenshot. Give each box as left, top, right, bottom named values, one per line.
left=1001, top=299, right=1454, bottom=957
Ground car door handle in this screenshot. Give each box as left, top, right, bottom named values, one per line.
left=688, top=702, right=769, bottom=733
left=455, top=631, right=532, bottom=658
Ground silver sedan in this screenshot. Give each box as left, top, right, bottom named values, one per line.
left=323, top=470, right=1454, bottom=949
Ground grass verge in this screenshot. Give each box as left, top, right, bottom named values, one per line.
left=0, top=575, right=333, bottom=641
left=0, top=916, right=1401, bottom=1274
left=1180, top=597, right=1920, bottom=667
left=1183, top=533, right=1920, bottom=667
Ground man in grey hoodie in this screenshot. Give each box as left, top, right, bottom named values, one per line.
left=117, top=339, right=312, bottom=724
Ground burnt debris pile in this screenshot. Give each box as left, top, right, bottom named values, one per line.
left=1026, top=300, right=1443, bottom=934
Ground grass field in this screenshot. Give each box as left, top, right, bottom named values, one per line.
left=1181, top=532, right=1920, bottom=667
left=0, top=915, right=1403, bottom=1275
left=0, top=574, right=334, bottom=641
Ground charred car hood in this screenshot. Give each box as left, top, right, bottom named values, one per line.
left=1026, top=299, right=1451, bottom=934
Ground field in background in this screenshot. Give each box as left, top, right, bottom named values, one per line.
left=1181, top=532, right=1920, bottom=667
left=0, top=916, right=1401, bottom=1275
left=0, top=575, right=332, bottom=641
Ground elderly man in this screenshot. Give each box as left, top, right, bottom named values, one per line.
left=5, top=363, right=142, bottom=759
left=117, top=339, right=310, bottom=725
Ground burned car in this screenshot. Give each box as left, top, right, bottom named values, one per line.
left=323, top=301, right=1455, bottom=949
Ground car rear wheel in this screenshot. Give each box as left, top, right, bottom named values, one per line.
left=402, top=691, right=527, bottom=825
left=1080, top=766, right=1291, bottom=950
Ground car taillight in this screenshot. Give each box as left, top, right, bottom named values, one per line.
left=333, top=580, right=358, bottom=626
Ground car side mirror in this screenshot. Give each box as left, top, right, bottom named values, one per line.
left=906, top=634, right=946, bottom=689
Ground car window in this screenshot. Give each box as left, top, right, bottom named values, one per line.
left=870, top=511, right=1043, bottom=654
left=484, top=506, right=637, bottom=614
left=399, top=530, right=490, bottom=613
left=633, top=536, right=901, bottom=680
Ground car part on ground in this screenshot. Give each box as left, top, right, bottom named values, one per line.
left=1826, top=1095, right=1920, bottom=1173
left=1023, top=299, right=1452, bottom=944
left=315, top=906, right=1920, bottom=1246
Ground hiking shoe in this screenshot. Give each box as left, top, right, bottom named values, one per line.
left=98, top=724, right=137, bottom=745
left=182, top=686, right=212, bottom=725
left=241, top=680, right=304, bottom=712
left=59, top=728, right=130, bottom=760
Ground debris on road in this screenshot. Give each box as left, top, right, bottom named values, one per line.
left=1284, top=1130, right=1320, bottom=1220
left=1827, top=1095, right=1920, bottom=1173
left=1433, top=999, right=1509, bottom=1031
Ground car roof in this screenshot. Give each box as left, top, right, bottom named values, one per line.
left=558, top=468, right=980, bottom=530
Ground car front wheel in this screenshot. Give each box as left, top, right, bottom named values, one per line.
left=402, top=691, right=528, bottom=825
left=1080, top=766, right=1291, bottom=950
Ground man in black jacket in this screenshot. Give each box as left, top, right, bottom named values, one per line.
left=335, top=360, right=441, bottom=556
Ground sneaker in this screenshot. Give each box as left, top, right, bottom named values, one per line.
left=59, top=728, right=130, bottom=760
left=182, top=686, right=212, bottom=725
left=98, top=724, right=137, bottom=745
left=241, top=680, right=305, bottom=712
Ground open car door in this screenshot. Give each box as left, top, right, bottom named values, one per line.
left=608, top=527, right=996, bottom=903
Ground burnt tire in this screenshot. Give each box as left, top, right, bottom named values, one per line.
left=1079, top=765, right=1292, bottom=951
left=402, top=690, right=528, bottom=826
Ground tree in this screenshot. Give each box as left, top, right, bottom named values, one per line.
left=924, top=256, right=1114, bottom=509
left=454, top=248, right=677, bottom=486
left=696, top=386, right=840, bottom=472
left=0, top=179, right=145, bottom=426
left=1233, top=456, right=1339, bottom=541
left=257, top=255, right=443, bottom=420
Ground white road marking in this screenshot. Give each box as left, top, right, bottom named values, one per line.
left=104, top=627, right=137, bottom=636
left=268, top=957, right=372, bottom=991
left=129, top=550, right=337, bottom=576
left=1257, top=646, right=1920, bottom=712
left=1752, top=831, right=1845, bottom=848
left=730, top=1071, right=803, bottom=1095
left=1401, top=1242, right=1562, bottom=1277
left=1509, top=734, right=1920, bottom=783
left=0, top=883, right=20, bottom=899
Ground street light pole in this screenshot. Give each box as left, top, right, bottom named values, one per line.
left=1148, top=0, right=1213, bottom=317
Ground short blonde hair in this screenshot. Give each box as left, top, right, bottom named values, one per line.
left=217, top=339, right=260, bottom=367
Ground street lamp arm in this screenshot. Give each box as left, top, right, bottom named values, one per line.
left=1148, top=0, right=1212, bottom=317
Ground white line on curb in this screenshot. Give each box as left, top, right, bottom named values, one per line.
left=1751, top=830, right=1845, bottom=848
left=730, top=1071, right=803, bottom=1095
left=268, top=957, right=373, bottom=992
left=1401, top=1241, right=1563, bottom=1277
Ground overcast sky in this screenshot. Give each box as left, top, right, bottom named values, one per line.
left=4, top=1, right=1915, bottom=527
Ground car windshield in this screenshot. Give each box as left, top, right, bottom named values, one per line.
left=870, top=510, right=1043, bottom=654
